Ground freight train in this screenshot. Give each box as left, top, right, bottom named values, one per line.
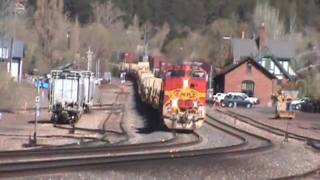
left=49, top=70, right=95, bottom=124
left=123, top=58, right=208, bottom=131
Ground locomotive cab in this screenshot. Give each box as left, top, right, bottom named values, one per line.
left=162, top=64, right=207, bottom=130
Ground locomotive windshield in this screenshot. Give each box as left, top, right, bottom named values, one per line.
left=166, top=70, right=206, bottom=79
left=170, top=70, right=187, bottom=77
left=191, top=71, right=206, bottom=78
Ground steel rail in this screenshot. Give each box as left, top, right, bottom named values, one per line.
left=216, top=109, right=320, bottom=179
left=221, top=109, right=320, bottom=145
left=0, top=114, right=273, bottom=177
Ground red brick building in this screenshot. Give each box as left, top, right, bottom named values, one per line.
left=214, top=57, right=278, bottom=106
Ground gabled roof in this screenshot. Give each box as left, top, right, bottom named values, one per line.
left=231, top=38, right=295, bottom=60
left=265, top=39, right=295, bottom=59
left=231, top=38, right=258, bottom=60
left=257, top=47, right=295, bottom=81
left=0, top=40, right=25, bottom=59
left=215, top=57, right=276, bottom=79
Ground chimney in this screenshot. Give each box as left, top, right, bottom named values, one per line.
left=259, top=22, right=266, bottom=50
left=241, top=31, right=245, bottom=39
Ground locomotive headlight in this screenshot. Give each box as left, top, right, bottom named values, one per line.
left=198, top=106, right=205, bottom=116
left=193, top=101, right=198, bottom=107
left=172, top=98, right=178, bottom=108
left=183, top=79, right=189, bottom=89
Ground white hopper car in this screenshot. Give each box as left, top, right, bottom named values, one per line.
left=49, top=70, right=95, bottom=123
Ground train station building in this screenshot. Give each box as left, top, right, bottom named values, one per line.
left=214, top=23, right=298, bottom=106
left=0, top=39, right=25, bottom=82
left=213, top=57, right=279, bottom=106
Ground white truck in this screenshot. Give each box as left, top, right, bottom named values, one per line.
left=49, top=70, right=95, bottom=123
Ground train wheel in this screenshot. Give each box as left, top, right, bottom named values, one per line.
left=84, top=105, right=90, bottom=113
left=50, top=113, right=59, bottom=126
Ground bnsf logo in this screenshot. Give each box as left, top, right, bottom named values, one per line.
left=171, top=89, right=197, bottom=100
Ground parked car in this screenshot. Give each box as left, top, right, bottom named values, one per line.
left=291, top=97, right=310, bottom=110
left=213, top=93, right=227, bottom=103
left=300, top=98, right=320, bottom=113
left=222, top=94, right=254, bottom=108
left=227, top=92, right=259, bottom=104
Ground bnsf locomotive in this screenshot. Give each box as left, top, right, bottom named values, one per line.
left=162, top=63, right=207, bottom=130
left=123, top=58, right=208, bottom=131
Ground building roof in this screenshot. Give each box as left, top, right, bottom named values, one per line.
left=265, top=39, right=295, bottom=59
left=215, top=57, right=276, bottom=79
left=0, top=40, right=25, bottom=59
left=231, top=38, right=258, bottom=60
left=231, top=38, right=295, bottom=60
left=257, top=47, right=294, bottom=80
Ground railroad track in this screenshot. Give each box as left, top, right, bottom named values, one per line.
left=220, top=109, right=320, bottom=146
left=0, top=131, right=201, bottom=177
left=204, top=114, right=273, bottom=155
left=52, top=83, right=131, bottom=147
left=0, top=112, right=273, bottom=178
left=217, top=109, right=320, bottom=180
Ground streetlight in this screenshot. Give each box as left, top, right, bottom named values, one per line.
left=66, top=31, right=71, bottom=50
left=86, top=47, right=93, bottom=71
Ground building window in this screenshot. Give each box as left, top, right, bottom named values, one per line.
left=241, top=80, right=255, bottom=97
left=265, top=58, right=271, bottom=71
left=247, top=63, right=252, bottom=74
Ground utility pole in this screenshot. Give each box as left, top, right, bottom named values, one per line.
left=143, top=24, right=149, bottom=62
left=8, top=37, right=13, bottom=75
left=208, top=65, right=214, bottom=103
left=96, top=59, right=100, bottom=79
left=9, top=0, right=17, bottom=77
left=32, top=68, right=40, bottom=146
left=86, top=47, right=93, bottom=71
left=209, top=65, right=213, bottom=90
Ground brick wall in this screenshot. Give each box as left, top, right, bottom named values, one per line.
left=224, top=62, right=275, bottom=106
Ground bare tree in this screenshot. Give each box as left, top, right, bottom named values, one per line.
left=0, top=0, right=14, bottom=38
left=92, top=1, right=124, bottom=28
left=289, top=1, right=297, bottom=34
left=165, top=18, right=235, bottom=67
left=71, top=17, right=80, bottom=55
left=149, top=23, right=170, bottom=54
left=34, top=0, right=65, bottom=65
left=254, top=1, right=285, bottom=39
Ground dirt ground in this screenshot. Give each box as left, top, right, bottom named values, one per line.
left=0, top=80, right=126, bottom=151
